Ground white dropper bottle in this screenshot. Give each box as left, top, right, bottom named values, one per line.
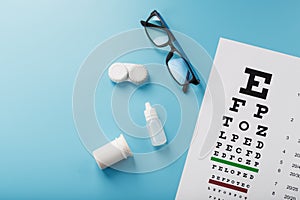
left=144, top=102, right=167, bottom=146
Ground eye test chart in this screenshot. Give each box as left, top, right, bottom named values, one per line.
left=176, top=38, right=300, bottom=200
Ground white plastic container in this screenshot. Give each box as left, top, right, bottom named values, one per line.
left=92, top=134, right=132, bottom=169
left=144, top=102, right=167, bottom=146
left=108, top=63, right=148, bottom=85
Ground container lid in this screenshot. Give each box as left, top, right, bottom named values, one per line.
left=115, top=134, right=133, bottom=158
left=144, top=102, right=158, bottom=121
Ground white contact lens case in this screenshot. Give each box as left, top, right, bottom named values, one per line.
left=108, top=63, right=148, bottom=85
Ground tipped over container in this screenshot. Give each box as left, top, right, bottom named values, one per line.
left=93, top=134, right=132, bottom=169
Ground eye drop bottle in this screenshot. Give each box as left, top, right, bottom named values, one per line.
left=144, top=102, right=167, bottom=146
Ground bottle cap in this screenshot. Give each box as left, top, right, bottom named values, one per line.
left=144, top=102, right=158, bottom=121
left=114, top=134, right=133, bottom=158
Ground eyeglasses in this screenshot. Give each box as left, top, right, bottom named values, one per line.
left=140, top=10, right=200, bottom=93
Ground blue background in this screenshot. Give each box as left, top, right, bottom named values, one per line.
left=1, top=1, right=300, bottom=199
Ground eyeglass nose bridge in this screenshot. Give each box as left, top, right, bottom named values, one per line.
left=165, top=50, right=174, bottom=64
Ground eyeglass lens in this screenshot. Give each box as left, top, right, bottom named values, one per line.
left=167, top=52, right=193, bottom=85
left=145, top=16, right=169, bottom=46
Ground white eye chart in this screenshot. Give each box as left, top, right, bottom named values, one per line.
left=176, top=38, right=300, bottom=200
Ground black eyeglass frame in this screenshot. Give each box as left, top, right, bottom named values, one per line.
left=140, top=10, right=200, bottom=86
